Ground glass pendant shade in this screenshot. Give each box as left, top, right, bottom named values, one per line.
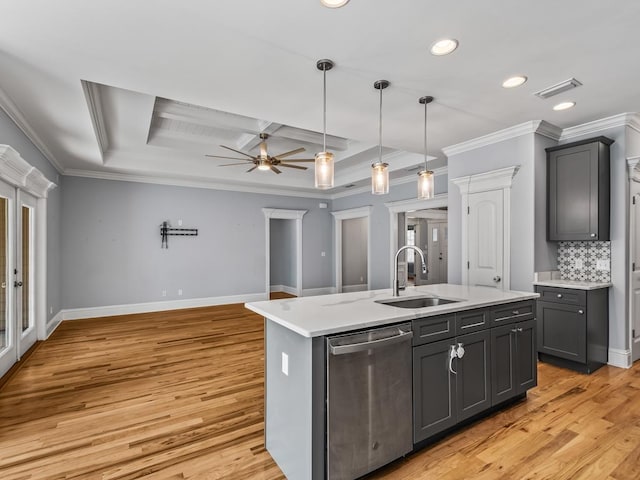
left=417, top=169, right=434, bottom=199
left=371, top=162, right=389, bottom=195
left=315, top=151, right=334, bottom=189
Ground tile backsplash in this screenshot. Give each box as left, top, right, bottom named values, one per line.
left=557, top=241, right=611, bottom=282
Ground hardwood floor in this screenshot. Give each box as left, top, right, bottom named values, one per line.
left=0, top=304, right=638, bottom=479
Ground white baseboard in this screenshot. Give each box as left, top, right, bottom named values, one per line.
left=341, top=284, right=368, bottom=293
left=61, top=293, right=267, bottom=321
left=302, top=287, right=336, bottom=297
left=270, top=285, right=298, bottom=296
left=608, top=348, right=632, bottom=369
left=45, top=311, right=63, bottom=338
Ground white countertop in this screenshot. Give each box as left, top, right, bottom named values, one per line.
left=245, top=284, right=539, bottom=338
left=533, top=279, right=612, bottom=290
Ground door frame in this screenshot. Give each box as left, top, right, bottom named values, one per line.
left=386, top=195, right=448, bottom=288
left=451, top=166, right=519, bottom=291
left=331, top=206, right=372, bottom=293
left=627, top=155, right=640, bottom=363
left=262, top=208, right=307, bottom=298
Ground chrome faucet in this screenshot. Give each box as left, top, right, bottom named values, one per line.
left=393, top=245, right=427, bottom=297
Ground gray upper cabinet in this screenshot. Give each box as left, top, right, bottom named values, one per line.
left=546, top=136, right=613, bottom=241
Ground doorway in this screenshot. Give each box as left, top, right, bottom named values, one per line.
left=0, top=182, right=37, bottom=378
left=404, top=209, right=448, bottom=286
left=332, top=206, right=372, bottom=293
left=269, top=219, right=297, bottom=297
left=630, top=178, right=640, bottom=363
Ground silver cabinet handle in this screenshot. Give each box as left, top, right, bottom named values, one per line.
left=456, top=343, right=465, bottom=359
left=329, top=329, right=413, bottom=355
left=578, top=309, right=584, bottom=315
left=517, top=327, right=523, bottom=332
left=557, top=294, right=563, bottom=298
left=449, top=345, right=458, bottom=374
left=512, top=310, right=520, bottom=315
left=511, top=328, right=518, bottom=333
left=590, top=233, right=596, bottom=238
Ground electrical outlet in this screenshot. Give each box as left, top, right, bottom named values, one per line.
left=281, top=352, right=289, bottom=376
left=49, top=306, right=53, bottom=315
left=575, top=258, right=583, bottom=269
left=178, top=219, right=183, bottom=226
left=321, top=251, right=326, bottom=257
left=596, top=259, right=610, bottom=271
left=178, top=289, right=183, bottom=296
left=162, top=290, right=167, bottom=297
left=360, top=276, right=364, bottom=282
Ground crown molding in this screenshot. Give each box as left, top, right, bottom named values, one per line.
left=451, top=165, right=520, bottom=194
left=81, top=80, right=109, bottom=161
left=0, top=86, right=65, bottom=174
left=63, top=168, right=331, bottom=199
left=442, top=120, right=562, bottom=157
left=0, top=145, right=56, bottom=197
left=331, top=205, right=373, bottom=220
left=559, top=112, right=640, bottom=141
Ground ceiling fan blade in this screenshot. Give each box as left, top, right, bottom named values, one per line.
left=218, top=162, right=252, bottom=167
left=247, top=166, right=258, bottom=173
left=273, top=147, right=305, bottom=159
left=220, top=145, right=256, bottom=159
left=277, top=159, right=315, bottom=162
left=271, top=166, right=282, bottom=174
left=205, top=154, right=253, bottom=161
left=279, top=164, right=308, bottom=170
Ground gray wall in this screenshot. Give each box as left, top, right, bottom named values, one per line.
left=341, top=216, right=367, bottom=286
left=332, top=174, right=448, bottom=289
left=534, top=134, right=559, bottom=273
left=270, top=218, right=296, bottom=288
left=0, top=108, right=62, bottom=322
left=61, top=176, right=333, bottom=309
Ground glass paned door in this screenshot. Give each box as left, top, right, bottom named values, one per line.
left=0, top=182, right=15, bottom=379
left=17, top=191, right=37, bottom=358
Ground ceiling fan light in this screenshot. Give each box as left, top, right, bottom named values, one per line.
left=315, top=151, right=334, bottom=189
left=371, top=162, right=389, bottom=195
left=417, top=170, right=434, bottom=200
left=257, top=160, right=271, bottom=171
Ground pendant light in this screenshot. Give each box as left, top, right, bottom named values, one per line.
left=417, top=96, right=435, bottom=200
left=371, top=80, right=390, bottom=195
left=315, top=59, right=335, bottom=189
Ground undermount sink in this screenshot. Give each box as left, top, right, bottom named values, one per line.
left=376, top=296, right=461, bottom=309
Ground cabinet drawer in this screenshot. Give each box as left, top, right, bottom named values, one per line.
left=413, top=314, right=455, bottom=346
left=536, top=286, right=586, bottom=306
left=491, top=301, right=535, bottom=326
left=455, top=308, right=490, bottom=335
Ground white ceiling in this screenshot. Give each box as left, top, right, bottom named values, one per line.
left=1, top=0, right=639, bottom=196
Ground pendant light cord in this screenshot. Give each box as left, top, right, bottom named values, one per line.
left=323, top=67, right=327, bottom=153
left=378, top=85, right=383, bottom=163
left=424, top=100, right=428, bottom=171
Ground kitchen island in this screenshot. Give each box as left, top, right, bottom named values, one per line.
left=245, top=284, right=539, bottom=480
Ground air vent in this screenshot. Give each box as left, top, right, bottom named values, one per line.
left=534, top=78, right=582, bottom=99
left=344, top=183, right=356, bottom=188
left=405, top=165, right=422, bottom=172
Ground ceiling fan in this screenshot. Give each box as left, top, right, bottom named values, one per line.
left=205, top=133, right=315, bottom=174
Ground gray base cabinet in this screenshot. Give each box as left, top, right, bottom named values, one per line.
left=535, top=285, right=609, bottom=373
left=412, top=300, right=536, bottom=445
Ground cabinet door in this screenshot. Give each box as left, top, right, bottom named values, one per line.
left=516, top=319, right=537, bottom=393
left=456, top=330, right=491, bottom=422
left=538, top=301, right=586, bottom=363
left=413, top=339, right=457, bottom=443
left=490, top=324, right=517, bottom=405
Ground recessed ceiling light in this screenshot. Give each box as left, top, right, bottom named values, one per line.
left=430, top=39, right=458, bottom=56
left=502, top=75, right=528, bottom=88
left=320, top=0, right=350, bottom=7
left=553, top=101, right=576, bottom=111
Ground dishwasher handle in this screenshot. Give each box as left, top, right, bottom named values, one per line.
left=329, top=329, right=413, bottom=356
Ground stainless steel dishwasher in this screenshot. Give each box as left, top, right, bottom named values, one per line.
left=326, top=323, right=413, bottom=480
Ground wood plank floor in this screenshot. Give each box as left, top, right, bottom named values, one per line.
left=0, top=304, right=638, bottom=479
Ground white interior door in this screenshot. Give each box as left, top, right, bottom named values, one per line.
left=17, top=191, right=37, bottom=358
left=0, top=181, right=15, bottom=378
left=632, top=186, right=640, bottom=362
left=426, top=221, right=447, bottom=285
left=468, top=190, right=504, bottom=289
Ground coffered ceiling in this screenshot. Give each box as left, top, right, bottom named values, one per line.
left=1, top=1, right=639, bottom=196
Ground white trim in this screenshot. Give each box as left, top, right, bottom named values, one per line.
left=81, top=80, right=109, bottom=161
left=442, top=121, right=562, bottom=157
left=451, top=167, right=519, bottom=290
left=46, top=310, right=64, bottom=338
left=0, top=145, right=56, bottom=197
left=560, top=113, right=640, bottom=141
left=331, top=206, right=373, bottom=293
left=301, top=287, right=336, bottom=297
left=608, top=348, right=632, bottom=369
left=341, top=284, right=368, bottom=293
left=628, top=156, right=640, bottom=182
left=263, top=208, right=307, bottom=298
left=270, top=285, right=298, bottom=296
left=62, top=293, right=267, bottom=321
left=36, top=198, right=47, bottom=340
left=385, top=194, right=449, bottom=287
left=0, top=87, right=65, bottom=174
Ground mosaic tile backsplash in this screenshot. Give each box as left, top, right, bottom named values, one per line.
left=557, top=241, right=611, bottom=282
